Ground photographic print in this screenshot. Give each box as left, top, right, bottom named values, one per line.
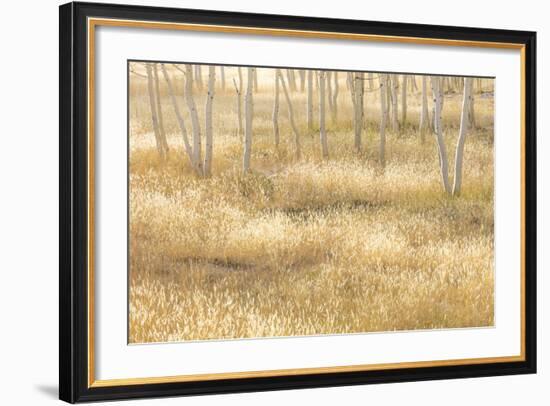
left=60, top=4, right=536, bottom=401
left=128, top=62, right=495, bottom=344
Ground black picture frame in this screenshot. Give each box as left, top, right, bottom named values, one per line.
left=60, top=1, right=537, bottom=403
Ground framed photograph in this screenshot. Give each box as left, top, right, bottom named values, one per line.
left=59, top=1, right=536, bottom=403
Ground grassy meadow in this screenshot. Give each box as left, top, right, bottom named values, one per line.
left=128, top=64, right=494, bottom=343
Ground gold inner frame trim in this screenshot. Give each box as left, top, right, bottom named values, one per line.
left=87, top=17, right=527, bottom=388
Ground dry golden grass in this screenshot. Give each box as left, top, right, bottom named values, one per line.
left=129, top=65, right=494, bottom=343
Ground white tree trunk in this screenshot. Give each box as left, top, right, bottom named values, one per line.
left=185, top=64, right=202, bottom=175
left=152, top=63, right=169, bottom=158
left=299, top=70, right=306, bottom=92
left=286, top=69, right=297, bottom=92
left=326, top=71, right=334, bottom=119
left=272, top=72, right=280, bottom=147
left=145, top=63, right=164, bottom=159
left=203, top=66, right=215, bottom=177
left=386, top=77, right=392, bottom=128
left=332, top=72, right=339, bottom=124
left=347, top=72, right=357, bottom=131
left=368, top=72, right=374, bottom=90
left=401, top=74, right=407, bottom=126
left=469, top=87, right=476, bottom=129
left=278, top=69, right=301, bottom=159
left=431, top=76, right=451, bottom=194
left=379, top=74, right=388, bottom=166
left=243, top=67, right=254, bottom=174
left=160, top=64, right=194, bottom=166
left=419, top=75, right=429, bottom=143
left=220, top=66, right=225, bottom=91
left=307, top=70, right=313, bottom=130
left=354, top=72, right=364, bottom=151
left=194, top=65, right=203, bottom=90
left=390, top=74, right=399, bottom=133
left=410, top=75, right=418, bottom=92
left=452, top=77, right=473, bottom=196
left=319, top=71, right=329, bottom=159
left=235, top=67, right=243, bottom=138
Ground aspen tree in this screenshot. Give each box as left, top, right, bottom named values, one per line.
left=469, top=85, right=476, bottom=129
left=319, top=71, right=329, bottom=159
left=401, top=74, right=408, bottom=126
left=410, top=75, right=418, bottom=92
left=203, top=66, right=215, bottom=177
left=286, top=69, right=297, bottom=92
left=347, top=72, right=358, bottom=143
left=243, top=67, right=254, bottom=174
left=160, top=65, right=194, bottom=169
left=235, top=67, right=243, bottom=137
left=152, top=63, right=169, bottom=158
left=299, top=70, right=306, bottom=92
left=390, top=74, right=399, bottom=133
left=220, top=66, right=225, bottom=91
left=307, top=70, right=314, bottom=130
left=419, top=75, right=429, bottom=143
left=185, top=65, right=202, bottom=174
left=194, top=65, right=203, bottom=90
left=145, top=63, right=165, bottom=159
left=278, top=69, right=301, bottom=159
left=272, top=72, right=280, bottom=147
left=368, top=72, right=374, bottom=90
left=452, top=77, right=473, bottom=196
left=379, top=74, right=388, bottom=166
left=354, top=72, right=364, bottom=151
left=327, top=71, right=334, bottom=119
left=332, top=72, right=339, bottom=124
left=386, top=76, right=392, bottom=128
left=431, top=76, right=451, bottom=194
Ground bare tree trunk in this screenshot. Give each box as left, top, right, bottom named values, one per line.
left=203, top=66, right=215, bottom=177
left=185, top=64, right=202, bottom=175
left=401, top=74, right=408, bottom=126
left=243, top=68, right=254, bottom=174
left=410, top=75, right=418, bottom=92
left=379, top=74, right=388, bottom=166
left=286, top=69, right=297, bottom=92
left=145, top=63, right=165, bottom=159
left=469, top=86, right=476, bottom=129
left=347, top=72, right=357, bottom=134
left=152, top=63, right=169, bottom=158
left=368, top=72, right=374, bottom=90
left=299, top=70, right=306, bottom=92
left=326, top=71, right=334, bottom=120
left=390, top=74, right=399, bottom=133
left=160, top=64, right=194, bottom=167
left=386, top=77, right=392, bottom=128
left=332, top=72, right=339, bottom=124
left=220, top=66, right=225, bottom=91
left=431, top=76, right=451, bottom=194
left=235, top=67, right=243, bottom=138
left=354, top=72, right=364, bottom=151
left=278, top=69, right=301, bottom=159
left=319, top=71, right=329, bottom=159
left=307, top=70, right=313, bottom=130
left=272, top=72, right=280, bottom=147
left=194, top=65, right=203, bottom=90
left=452, top=78, right=473, bottom=196
left=419, top=75, right=429, bottom=143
